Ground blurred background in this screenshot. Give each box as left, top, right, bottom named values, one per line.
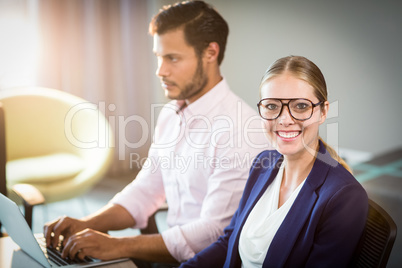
left=0, top=0, right=401, bottom=267
left=0, top=0, right=401, bottom=174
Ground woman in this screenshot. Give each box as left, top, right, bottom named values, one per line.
left=180, top=56, right=368, bottom=267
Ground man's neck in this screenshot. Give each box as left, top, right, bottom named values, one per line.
left=185, top=73, right=223, bottom=105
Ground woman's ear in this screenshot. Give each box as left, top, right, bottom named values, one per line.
left=319, top=101, right=330, bottom=124
left=204, top=42, right=220, bottom=63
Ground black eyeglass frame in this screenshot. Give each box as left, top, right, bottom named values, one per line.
left=257, top=98, right=323, bottom=121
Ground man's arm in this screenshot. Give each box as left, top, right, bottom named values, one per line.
left=45, top=203, right=177, bottom=263
left=44, top=203, right=135, bottom=247
left=115, top=234, right=177, bottom=263
left=82, top=203, right=136, bottom=232
left=61, top=228, right=177, bottom=263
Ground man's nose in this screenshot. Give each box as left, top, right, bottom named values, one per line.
left=156, top=59, right=169, bottom=77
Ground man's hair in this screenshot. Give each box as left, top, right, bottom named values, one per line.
left=149, top=0, right=229, bottom=65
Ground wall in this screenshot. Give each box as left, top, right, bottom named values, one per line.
left=148, top=0, right=402, bottom=156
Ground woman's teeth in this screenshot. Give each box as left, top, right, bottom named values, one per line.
left=278, top=131, right=300, bottom=138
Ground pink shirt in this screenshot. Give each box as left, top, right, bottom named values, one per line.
left=111, top=79, right=269, bottom=261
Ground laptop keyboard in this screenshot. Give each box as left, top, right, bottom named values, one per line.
left=37, top=236, right=96, bottom=266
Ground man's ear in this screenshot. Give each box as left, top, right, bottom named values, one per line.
left=204, top=42, right=220, bottom=63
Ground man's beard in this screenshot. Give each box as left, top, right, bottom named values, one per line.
left=176, top=57, right=208, bottom=100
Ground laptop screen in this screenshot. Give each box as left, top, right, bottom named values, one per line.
left=0, top=193, right=51, bottom=268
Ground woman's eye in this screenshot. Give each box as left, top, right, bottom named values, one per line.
left=266, top=104, right=278, bottom=110
left=297, top=104, right=307, bottom=109
left=295, top=103, right=309, bottom=110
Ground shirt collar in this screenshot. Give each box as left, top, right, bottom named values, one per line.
left=175, top=77, right=230, bottom=117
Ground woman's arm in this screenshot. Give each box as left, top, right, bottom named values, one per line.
left=305, top=183, right=368, bottom=267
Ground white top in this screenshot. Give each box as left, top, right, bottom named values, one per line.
left=110, top=79, right=269, bottom=261
left=239, top=162, right=306, bottom=268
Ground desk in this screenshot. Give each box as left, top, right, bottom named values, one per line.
left=0, top=236, right=137, bottom=268
left=353, top=148, right=402, bottom=267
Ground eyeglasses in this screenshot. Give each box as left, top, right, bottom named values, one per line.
left=257, top=98, right=322, bottom=121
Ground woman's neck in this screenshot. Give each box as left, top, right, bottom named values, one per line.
left=278, top=142, right=319, bottom=208
left=283, top=153, right=315, bottom=186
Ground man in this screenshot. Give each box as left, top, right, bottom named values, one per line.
left=44, top=1, right=268, bottom=266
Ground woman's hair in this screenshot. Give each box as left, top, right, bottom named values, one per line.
left=260, top=55, right=352, bottom=173
left=149, top=0, right=229, bottom=65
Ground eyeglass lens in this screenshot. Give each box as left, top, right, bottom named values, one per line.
left=259, top=99, right=314, bottom=120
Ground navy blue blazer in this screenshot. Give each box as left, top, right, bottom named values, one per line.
left=181, top=141, right=368, bottom=267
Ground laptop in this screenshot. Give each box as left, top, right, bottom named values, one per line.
left=0, top=193, right=132, bottom=267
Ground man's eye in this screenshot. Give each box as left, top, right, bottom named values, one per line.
left=168, top=56, right=178, bottom=62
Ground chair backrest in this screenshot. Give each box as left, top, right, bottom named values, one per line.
left=0, top=104, right=6, bottom=236
left=0, top=87, right=114, bottom=203
left=0, top=87, right=103, bottom=160
left=351, top=199, right=397, bottom=268
left=0, top=103, right=6, bottom=196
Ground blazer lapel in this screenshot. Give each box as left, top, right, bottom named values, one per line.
left=239, top=155, right=283, bottom=226
left=244, top=174, right=273, bottom=214
left=263, top=141, right=335, bottom=267
left=264, top=181, right=319, bottom=267
left=229, top=154, right=283, bottom=266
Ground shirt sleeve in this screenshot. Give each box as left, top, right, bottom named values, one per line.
left=161, top=143, right=257, bottom=262
left=110, top=143, right=166, bottom=229
left=162, top=103, right=268, bottom=262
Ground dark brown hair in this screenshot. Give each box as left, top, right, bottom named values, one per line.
left=149, top=1, right=229, bottom=65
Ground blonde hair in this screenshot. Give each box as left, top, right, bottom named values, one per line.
left=260, top=56, right=352, bottom=173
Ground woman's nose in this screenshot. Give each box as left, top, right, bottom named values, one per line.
left=278, top=106, right=294, bottom=125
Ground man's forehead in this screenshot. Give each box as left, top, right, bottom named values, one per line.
left=153, top=31, right=195, bottom=56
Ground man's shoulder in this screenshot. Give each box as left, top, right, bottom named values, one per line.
left=214, top=89, right=258, bottom=118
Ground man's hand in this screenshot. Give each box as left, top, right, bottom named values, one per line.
left=42, top=204, right=176, bottom=263
left=61, top=229, right=123, bottom=261
left=44, top=216, right=88, bottom=248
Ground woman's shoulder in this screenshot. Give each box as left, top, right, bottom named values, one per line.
left=255, top=149, right=282, bottom=159
left=251, top=150, right=282, bottom=169
left=315, top=141, right=365, bottom=191
left=321, top=162, right=368, bottom=201
left=328, top=162, right=360, bottom=185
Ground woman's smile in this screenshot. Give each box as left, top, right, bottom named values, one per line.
left=275, top=130, right=302, bottom=140
left=259, top=73, right=329, bottom=158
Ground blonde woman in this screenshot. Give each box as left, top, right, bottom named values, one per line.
left=180, top=56, right=368, bottom=268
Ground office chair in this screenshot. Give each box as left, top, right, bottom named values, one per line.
left=0, top=103, right=44, bottom=235
left=0, top=103, right=6, bottom=236
left=0, top=87, right=113, bottom=204
left=140, top=202, right=168, bottom=234
left=351, top=199, right=397, bottom=268
left=0, top=87, right=113, bottom=234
